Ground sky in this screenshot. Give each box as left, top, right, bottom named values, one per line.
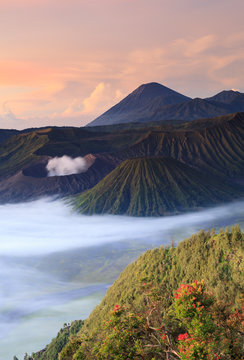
left=0, top=0, right=243, bottom=129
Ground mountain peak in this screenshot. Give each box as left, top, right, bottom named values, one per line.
left=206, top=89, right=243, bottom=104
left=133, top=81, right=172, bottom=92
left=130, top=82, right=186, bottom=100
left=218, top=89, right=240, bottom=94
left=88, top=82, right=190, bottom=126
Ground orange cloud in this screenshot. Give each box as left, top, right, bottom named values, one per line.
left=0, top=30, right=243, bottom=126
left=60, top=82, right=123, bottom=118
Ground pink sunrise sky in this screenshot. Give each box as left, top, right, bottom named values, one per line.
left=0, top=0, right=243, bottom=129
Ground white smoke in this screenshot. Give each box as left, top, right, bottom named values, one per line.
left=46, top=155, right=89, bottom=176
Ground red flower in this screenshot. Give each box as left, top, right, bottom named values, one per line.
left=178, top=333, right=189, bottom=341
left=113, top=304, right=121, bottom=312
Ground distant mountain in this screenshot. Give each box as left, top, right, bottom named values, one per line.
left=72, top=157, right=242, bottom=216
left=206, top=89, right=244, bottom=106
left=87, top=84, right=244, bottom=126
left=150, top=97, right=230, bottom=121
left=88, top=82, right=191, bottom=126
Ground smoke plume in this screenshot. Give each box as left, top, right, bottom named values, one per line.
left=46, top=155, right=89, bottom=176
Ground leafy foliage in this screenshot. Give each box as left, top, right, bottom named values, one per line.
left=60, top=280, right=243, bottom=360
left=57, top=226, right=243, bottom=359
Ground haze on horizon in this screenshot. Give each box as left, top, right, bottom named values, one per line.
left=0, top=0, right=243, bottom=129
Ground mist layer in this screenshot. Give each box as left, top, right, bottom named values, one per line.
left=0, top=198, right=243, bottom=256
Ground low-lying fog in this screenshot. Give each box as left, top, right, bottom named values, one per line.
left=0, top=199, right=243, bottom=359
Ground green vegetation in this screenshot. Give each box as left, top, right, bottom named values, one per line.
left=120, top=112, right=244, bottom=180
left=85, top=281, right=243, bottom=359
left=20, top=321, right=83, bottom=360
left=27, top=226, right=243, bottom=359
left=73, top=157, right=243, bottom=216
left=0, top=130, right=49, bottom=179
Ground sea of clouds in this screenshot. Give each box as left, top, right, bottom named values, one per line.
left=0, top=198, right=243, bottom=256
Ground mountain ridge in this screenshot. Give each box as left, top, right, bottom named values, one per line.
left=88, top=83, right=244, bottom=126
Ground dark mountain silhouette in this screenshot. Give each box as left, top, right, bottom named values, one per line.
left=88, top=82, right=191, bottom=126
left=87, top=84, right=244, bottom=126
left=206, top=89, right=244, bottom=106
left=149, top=97, right=230, bottom=121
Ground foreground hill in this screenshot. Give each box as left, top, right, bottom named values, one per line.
left=88, top=82, right=244, bottom=126
left=72, top=157, right=243, bottom=216
left=27, top=226, right=244, bottom=360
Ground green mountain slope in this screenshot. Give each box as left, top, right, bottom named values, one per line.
left=73, top=157, right=243, bottom=216
left=116, top=112, right=244, bottom=180
left=28, top=226, right=244, bottom=360
left=82, top=226, right=244, bottom=330
left=0, top=129, right=49, bottom=180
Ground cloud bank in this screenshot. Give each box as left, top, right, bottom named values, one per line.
left=46, top=155, right=89, bottom=176
left=0, top=198, right=243, bottom=256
